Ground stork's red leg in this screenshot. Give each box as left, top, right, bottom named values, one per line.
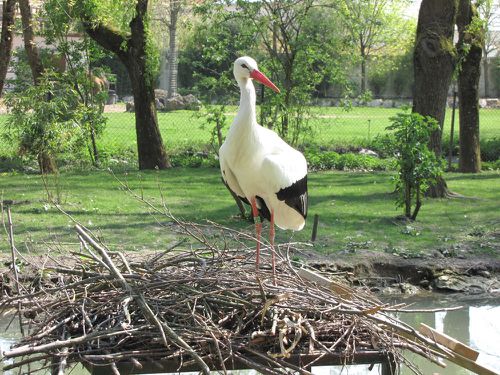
left=250, top=197, right=262, bottom=270
left=270, top=209, right=276, bottom=284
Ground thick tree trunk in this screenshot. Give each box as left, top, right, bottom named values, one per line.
left=457, top=0, right=482, bottom=173
left=19, top=0, right=44, bottom=83
left=128, top=60, right=170, bottom=169
left=412, top=0, right=456, bottom=197
left=83, top=0, right=170, bottom=170
left=128, top=0, right=170, bottom=169
left=0, top=0, right=16, bottom=97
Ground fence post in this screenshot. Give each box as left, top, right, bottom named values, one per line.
left=448, top=89, right=457, bottom=170
left=311, top=214, right=319, bottom=242
left=260, top=84, right=265, bottom=126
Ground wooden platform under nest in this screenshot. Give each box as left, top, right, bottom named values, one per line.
left=1, top=222, right=496, bottom=375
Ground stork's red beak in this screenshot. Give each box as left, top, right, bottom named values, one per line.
left=250, top=69, right=280, bottom=93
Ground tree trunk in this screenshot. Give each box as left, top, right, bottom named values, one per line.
left=38, top=151, right=57, bottom=175
left=360, top=51, right=367, bottom=93
left=167, top=0, right=180, bottom=98
left=404, top=183, right=411, bottom=218
left=457, top=0, right=482, bottom=173
left=359, top=36, right=367, bottom=93
left=128, top=60, right=170, bottom=169
left=483, top=52, right=489, bottom=97
left=0, top=0, right=16, bottom=97
left=83, top=0, right=170, bottom=170
left=412, top=0, right=456, bottom=197
left=281, top=64, right=293, bottom=137
left=20, top=0, right=58, bottom=174
left=19, top=0, right=44, bottom=83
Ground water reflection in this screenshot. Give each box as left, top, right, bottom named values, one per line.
left=390, top=294, right=500, bottom=375
left=0, top=313, right=89, bottom=375
left=1, top=295, right=499, bottom=374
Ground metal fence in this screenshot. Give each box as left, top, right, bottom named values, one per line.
left=0, top=102, right=499, bottom=164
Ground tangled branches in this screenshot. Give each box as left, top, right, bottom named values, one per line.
left=0, top=195, right=467, bottom=374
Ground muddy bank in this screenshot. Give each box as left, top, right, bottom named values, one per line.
left=2, top=247, right=498, bottom=297
left=307, top=250, right=500, bottom=295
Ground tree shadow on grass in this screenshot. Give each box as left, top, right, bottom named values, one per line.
left=310, top=191, right=394, bottom=206
left=446, top=173, right=500, bottom=182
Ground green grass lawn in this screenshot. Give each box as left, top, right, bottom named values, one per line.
left=1, top=168, right=498, bottom=258
left=99, top=106, right=500, bottom=152
left=1, top=106, right=499, bottom=158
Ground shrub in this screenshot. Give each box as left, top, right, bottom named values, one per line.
left=4, top=72, right=83, bottom=173
left=304, top=149, right=392, bottom=171
left=387, top=112, right=443, bottom=220
left=366, top=134, right=398, bottom=159
left=170, top=152, right=219, bottom=168
left=481, top=138, right=500, bottom=161
left=441, top=136, right=500, bottom=163
left=483, top=159, right=500, bottom=170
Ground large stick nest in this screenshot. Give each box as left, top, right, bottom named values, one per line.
left=0, top=196, right=457, bottom=375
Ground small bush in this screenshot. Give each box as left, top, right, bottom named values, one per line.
left=387, top=112, right=443, bottom=220
left=441, top=136, right=499, bottom=162
left=481, top=138, right=500, bottom=161
left=170, top=152, right=219, bottom=168
left=483, top=159, right=500, bottom=170
left=304, top=149, right=392, bottom=171
left=366, top=134, right=398, bottom=159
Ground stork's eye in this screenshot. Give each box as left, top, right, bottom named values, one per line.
left=241, top=63, right=249, bottom=70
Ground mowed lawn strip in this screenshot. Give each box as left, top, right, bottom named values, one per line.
left=99, top=107, right=500, bottom=151
left=1, top=168, right=498, bottom=256
left=1, top=106, right=499, bottom=157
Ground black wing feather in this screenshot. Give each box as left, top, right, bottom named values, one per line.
left=276, top=175, right=308, bottom=219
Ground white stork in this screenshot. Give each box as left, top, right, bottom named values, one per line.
left=219, top=56, right=308, bottom=279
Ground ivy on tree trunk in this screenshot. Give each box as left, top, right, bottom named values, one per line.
left=19, top=0, right=44, bottom=83
left=457, top=0, right=482, bottom=173
left=83, top=0, right=171, bottom=170
left=0, top=0, right=16, bottom=97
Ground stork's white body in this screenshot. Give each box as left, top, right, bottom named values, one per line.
left=219, top=58, right=308, bottom=231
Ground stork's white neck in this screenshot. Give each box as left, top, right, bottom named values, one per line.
left=234, top=77, right=257, bottom=129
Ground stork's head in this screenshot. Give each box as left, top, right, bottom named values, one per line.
left=233, top=56, right=280, bottom=93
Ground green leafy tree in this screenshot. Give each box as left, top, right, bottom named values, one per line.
left=335, top=0, right=411, bottom=94
left=153, top=0, right=191, bottom=97
left=387, top=112, right=443, bottom=220
left=66, top=0, right=171, bottom=169
left=179, top=2, right=255, bottom=101
left=478, top=0, right=499, bottom=97
left=235, top=0, right=350, bottom=143
left=4, top=72, right=84, bottom=174
left=43, top=1, right=110, bottom=165
left=0, top=0, right=16, bottom=97
left=367, top=17, right=415, bottom=98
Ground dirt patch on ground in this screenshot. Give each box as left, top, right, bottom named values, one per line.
left=2, top=226, right=498, bottom=297
left=0, top=103, right=127, bottom=114
left=103, top=103, right=127, bottom=113
left=302, top=249, right=500, bottom=295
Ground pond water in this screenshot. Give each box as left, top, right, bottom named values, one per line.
left=1, top=294, right=499, bottom=375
